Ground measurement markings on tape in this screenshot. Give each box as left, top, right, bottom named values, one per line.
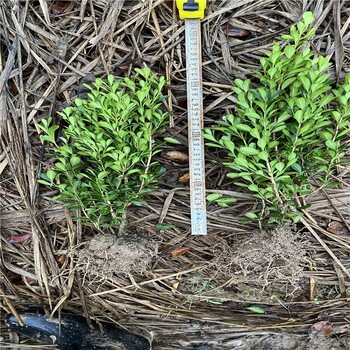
left=185, top=19, right=207, bottom=235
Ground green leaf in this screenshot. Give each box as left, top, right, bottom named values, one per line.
left=249, top=128, right=260, bottom=139
left=205, top=142, right=222, bottom=149
left=325, top=140, right=338, bottom=150
left=46, top=170, right=56, bottom=182
left=257, top=138, right=267, bottom=150
left=291, top=163, right=302, bottom=172
left=156, top=223, right=174, bottom=230
left=299, top=75, right=310, bottom=90
left=40, top=135, right=56, bottom=144
left=258, top=151, right=269, bottom=161
left=222, top=138, right=235, bottom=154
left=320, top=131, right=333, bottom=141
left=294, top=110, right=303, bottom=123
left=235, top=156, right=249, bottom=168
left=284, top=45, right=295, bottom=59
left=323, top=181, right=341, bottom=189
left=281, top=77, right=296, bottom=90
left=239, top=147, right=259, bottom=156
left=281, top=34, right=293, bottom=40
left=295, top=98, right=307, bottom=110
left=70, top=156, right=80, bottom=167
left=287, top=152, right=297, bottom=162
left=164, top=137, right=182, bottom=145
left=319, top=95, right=333, bottom=107
left=38, top=179, right=52, bottom=186
left=227, top=172, right=252, bottom=179
left=97, top=171, right=109, bottom=180
left=107, top=75, right=115, bottom=85
left=236, top=124, right=251, bottom=132
left=135, top=66, right=151, bottom=79
left=302, top=12, right=314, bottom=26
left=132, top=201, right=144, bottom=206
left=248, top=184, right=259, bottom=192
left=275, top=162, right=285, bottom=172
left=55, top=162, right=67, bottom=171
left=203, top=129, right=217, bottom=142
left=206, top=193, right=223, bottom=202
left=216, top=197, right=237, bottom=206
left=276, top=175, right=292, bottom=183
left=246, top=306, right=265, bottom=314
left=245, top=212, right=258, bottom=219
left=332, top=111, right=341, bottom=122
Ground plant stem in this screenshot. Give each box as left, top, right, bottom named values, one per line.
left=266, top=161, right=284, bottom=207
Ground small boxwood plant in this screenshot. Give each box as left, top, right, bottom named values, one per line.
left=204, top=12, right=350, bottom=225
left=37, top=67, right=170, bottom=229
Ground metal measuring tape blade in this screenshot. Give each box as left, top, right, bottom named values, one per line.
left=176, top=0, right=207, bottom=235
left=185, top=19, right=207, bottom=235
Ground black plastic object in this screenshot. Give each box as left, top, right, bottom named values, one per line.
left=183, top=0, right=199, bottom=11
left=6, top=311, right=150, bottom=350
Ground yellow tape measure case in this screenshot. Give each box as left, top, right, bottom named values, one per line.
left=176, top=0, right=206, bottom=19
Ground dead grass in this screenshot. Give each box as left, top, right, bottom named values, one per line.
left=1, top=0, right=350, bottom=348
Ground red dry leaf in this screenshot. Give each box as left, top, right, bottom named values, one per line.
left=56, top=255, right=66, bottom=266
left=309, top=321, right=333, bottom=338
left=178, top=99, right=188, bottom=109
left=327, top=221, right=348, bottom=235
left=8, top=80, right=18, bottom=95
left=165, top=0, right=174, bottom=9
left=170, top=247, right=189, bottom=258
left=50, top=1, right=71, bottom=15
left=223, top=27, right=252, bottom=38
left=7, top=233, right=32, bottom=244
left=23, top=277, right=35, bottom=285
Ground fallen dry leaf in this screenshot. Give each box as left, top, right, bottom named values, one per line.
left=7, top=233, right=32, bottom=244
left=171, top=282, right=179, bottom=292
left=178, top=172, right=190, bottom=185
left=223, top=27, right=252, bottom=38
left=165, top=0, right=174, bottom=10
left=23, top=277, right=35, bottom=285
left=177, top=99, right=188, bottom=109
left=50, top=1, right=71, bottom=16
left=161, top=150, right=189, bottom=164
left=334, top=324, right=350, bottom=334
left=309, top=321, right=333, bottom=338
left=141, top=55, right=159, bottom=65
left=170, top=246, right=189, bottom=258
left=327, top=221, right=348, bottom=235
left=8, top=80, right=18, bottom=95
left=56, top=255, right=66, bottom=266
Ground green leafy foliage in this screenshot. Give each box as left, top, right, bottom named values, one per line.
left=37, top=67, right=170, bottom=229
left=206, top=193, right=237, bottom=207
left=246, top=306, right=266, bottom=314
left=204, top=12, right=350, bottom=225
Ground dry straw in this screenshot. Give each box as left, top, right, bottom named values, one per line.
left=1, top=0, right=350, bottom=347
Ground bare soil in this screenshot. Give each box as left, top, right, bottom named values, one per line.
left=77, top=233, right=159, bottom=277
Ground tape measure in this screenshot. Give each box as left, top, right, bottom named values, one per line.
left=176, top=0, right=206, bottom=19
left=176, top=0, right=207, bottom=235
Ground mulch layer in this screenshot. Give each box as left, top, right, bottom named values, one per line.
left=1, top=1, right=350, bottom=349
